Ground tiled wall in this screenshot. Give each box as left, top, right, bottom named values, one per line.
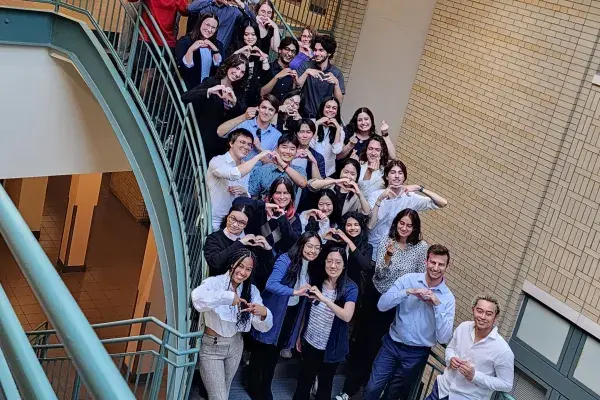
left=332, top=0, right=369, bottom=79
left=399, top=0, right=600, bottom=334
left=109, top=172, right=149, bottom=223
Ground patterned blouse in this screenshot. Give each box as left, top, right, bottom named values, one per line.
left=373, top=238, right=428, bottom=294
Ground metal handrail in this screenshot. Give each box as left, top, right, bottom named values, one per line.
left=0, top=347, right=23, bottom=400
left=0, top=185, right=135, bottom=399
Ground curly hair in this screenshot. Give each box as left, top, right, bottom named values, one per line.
left=382, top=159, right=408, bottom=187
left=344, top=107, right=376, bottom=144
left=358, top=136, right=391, bottom=168
left=215, top=54, right=249, bottom=89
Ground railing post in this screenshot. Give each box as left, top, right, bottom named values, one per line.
left=0, top=347, right=22, bottom=400
left=149, top=330, right=170, bottom=399
left=0, top=285, right=57, bottom=400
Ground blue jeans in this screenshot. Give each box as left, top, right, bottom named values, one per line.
left=424, top=381, right=448, bottom=400
left=363, top=334, right=431, bottom=400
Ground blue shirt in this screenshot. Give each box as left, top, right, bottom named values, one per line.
left=248, top=163, right=307, bottom=198
left=378, top=272, right=455, bottom=347
left=188, top=0, right=254, bottom=53
left=230, top=118, right=282, bottom=160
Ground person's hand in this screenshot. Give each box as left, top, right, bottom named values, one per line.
left=234, top=44, right=252, bottom=56
left=333, top=228, right=351, bottom=244
left=315, top=116, right=329, bottom=126
left=242, top=303, right=268, bottom=318
left=329, top=118, right=340, bottom=128
left=380, top=120, right=389, bottom=135
left=421, top=291, right=441, bottom=306
left=222, top=87, right=237, bottom=105
left=251, top=46, right=268, bottom=62
left=267, top=18, right=278, bottom=29
left=377, top=188, right=398, bottom=202
left=315, top=210, right=327, bottom=221
left=249, top=235, right=272, bottom=251
left=396, top=184, right=421, bottom=193
left=279, top=104, right=291, bottom=114
left=265, top=203, right=284, bottom=219
left=322, top=228, right=342, bottom=242
left=273, top=152, right=287, bottom=169
left=344, top=180, right=361, bottom=195
left=386, top=241, right=395, bottom=255
left=449, top=357, right=463, bottom=370
left=350, top=149, right=360, bottom=161
left=291, top=110, right=302, bottom=120
left=295, top=149, right=308, bottom=159
left=458, top=361, right=475, bottom=382
left=296, top=336, right=302, bottom=352
left=239, top=234, right=257, bottom=246
left=207, top=85, right=227, bottom=98
left=305, top=68, right=322, bottom=79
left=228, top=185, right=248, bottom=197
left=349, top=134, right=359, bottom=144
left=308, top=286, right=326, bottom=302
left=257, top=150, right=273, bottom=161
left=190, top=39, right=211, bottom=51
left=293, top=284, right=312, bottom=297
left=232, top=293, right=247, bottom=307
left=322, top=72, right=339, bottom=86
left=368, top=159, right=380, bottom=171
left=275, top=68, right=294, bottom=80
left=300, top=42, right=311, bottom=54
left=245, top=107, right=257, bottom=120
left=232, top=0, right=245, bottom=8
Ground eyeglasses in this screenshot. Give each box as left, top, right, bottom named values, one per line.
left=227, top=215, right=247, bottom=227
left=281, top=47, right=298, bottom=54
left=305, top=243, right=321, bottom=252
left=326, top=259, right=343, bottom=267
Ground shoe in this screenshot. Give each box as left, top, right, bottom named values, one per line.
left=311, top=377, right=318, bottom=396
left=280, top=349, right=293, bottom=359
left=335, top=392, right=350, bottom=400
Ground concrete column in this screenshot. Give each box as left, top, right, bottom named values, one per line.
left=4, top=177, right=49, bottom=239
left=58, top=173, right=102, bottom=272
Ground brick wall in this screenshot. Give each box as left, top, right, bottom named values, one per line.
left=332, top=0, right=369, bottom=79
left=109, top=172, right=149, bottom=223
left=399, top=0, right=600, bottom=334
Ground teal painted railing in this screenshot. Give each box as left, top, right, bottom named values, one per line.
left=24, top=317, right=203, bottom=400
left=0, top=185, right=136, bottom=399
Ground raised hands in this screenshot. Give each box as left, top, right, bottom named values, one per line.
left=240, top=302, right=268, bottom=318
left=245, top=106, right=257, bottom=120
left=228, top=185, right=248, bottom=197
left=380, top=120, right=389, bottom=135
left=265, top=203, right=284, bottom=219
left=241, top=234, right=273, bottom=250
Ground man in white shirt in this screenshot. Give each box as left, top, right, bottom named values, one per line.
left=207, top=128, right=271, bottom=230
left=367, top=160, right=448, bottom=260
left=426, top=294, right=514, bottom=400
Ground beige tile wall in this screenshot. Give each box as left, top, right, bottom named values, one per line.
left=398, top=0, right=600, bottom=335
left=332, top=0, right=369, bottom=79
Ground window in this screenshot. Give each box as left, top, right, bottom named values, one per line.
left=573, top=336, right=600, bottom=395
left=309, top=0, right=328, bottom=15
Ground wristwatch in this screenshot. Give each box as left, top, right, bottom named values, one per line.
left=381, top=131, right=389, bottom=137
left=419, top=185, right=424, bottom=192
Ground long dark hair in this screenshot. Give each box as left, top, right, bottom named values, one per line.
left=316, top=97, right=342, bottom=144
left=344, top=107, right=376, bottom=144
left=190, top=13, right=219, bottom=42
left=388, top=208, right=422, bottom=246
left=340, top=211, right=369, bottom=251
left=215, top=54, right=249, bottom=89
left=311, top=246, right=348, bottom=305
left=277, top=89, right=303, bottom=132
left=282, top=232, right=321, bottom=286
left=358, top=136, right=390, bottom=167
left=266, top=177, right=296, bottom=221
left=231, top=19, right=260, bottom=57
left=227, top=248, right=257, bottom=329
left=219, top=204, right=253, bottom=230
left=316, top=189, right=341, bottom=227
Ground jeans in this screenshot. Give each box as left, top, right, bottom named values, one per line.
left=424, top=381, right=448, bottom=400
left=199, top=333, right=244, bottom=400
left=292, top=341, right=339, bottom=400
left=363, top=334, right=431, bottom=400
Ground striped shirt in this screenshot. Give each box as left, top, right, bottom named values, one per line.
left=304, top=287, right=337, bottom=350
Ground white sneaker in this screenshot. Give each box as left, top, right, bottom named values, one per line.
left=280, top=349, right=293, bottom=359
left=335, top=392, right=350, bottom=400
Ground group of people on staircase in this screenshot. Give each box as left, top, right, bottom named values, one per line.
left=133, top=0, right=516, bottom=399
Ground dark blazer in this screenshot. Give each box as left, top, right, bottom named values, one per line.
left=181, top=76, right=243, bottom=161
left=175, top=35, right=223, bottom=89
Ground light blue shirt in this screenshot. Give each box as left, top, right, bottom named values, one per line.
left=378, top=272, right=455, bottom=347
left=248, top=164, right=306, bottom=199
left=230, top=118, right=282, bottom=160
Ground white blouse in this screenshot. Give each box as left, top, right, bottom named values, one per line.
left=358, top=162, right=385, bottom=200
left=310, top=125, right=345, bottom=177
left=300, top=211, right=332, bottom=242
left=191, top=273, right=273, bottom=337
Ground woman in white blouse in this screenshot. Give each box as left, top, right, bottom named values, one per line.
left=191, top=248, right=273, bottom=400
left=310, top=97, right=345, bottom=177
left=357, top=136, right=391, bottom=199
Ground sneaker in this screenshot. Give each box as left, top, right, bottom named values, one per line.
left=335, top=392, right=350, bottom=400
left=280, top=349, right=293, bottom=359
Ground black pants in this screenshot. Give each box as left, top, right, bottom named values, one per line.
left=342, top=284, right=396, bottom=396
left=247, top=304, right=300, bottom=400
left=292, top=341, right=339, bottom=400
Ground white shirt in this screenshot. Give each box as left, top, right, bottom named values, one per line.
left=358, top=162, right=385, bottom=199
left=288, top=260, right=310, bottom=306
left=299, top=211, right=332, bottom=241
left=368, top=189, right=439, bottom=260
left=310, top=125, right=345, bottom=177
left=191, top=273, right=273, bottom=337
left=207, top=152, right=250, bottom=230
left=436, top=321, right=514, bottom=400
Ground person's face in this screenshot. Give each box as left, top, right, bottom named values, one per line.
left=231, top=257, right=254, bottom=284
left=296, top=124, right=314, bottom=146
left=317, top=195, right=333, bottom=216
left=473, top=300, right=498, bottom=331
left=323, top=100, right=338, bottom=119
left=283, top=95, right=301, bottom=114
left=302, top=237, right=321, bottom=261
left=344, top=217, right=361, bottom=238
left=271, top=183, right=291, bottom=208
left=258, top=3, right=273, bottom=18
left=227, top=63, right=246, bottom=82
left=300, top=29, right=313, bottom=46
left=325, top=251, right=344, bottom=279
left=357, top=112, right=372, bottom=132
left=386, top=166, right=405, bottom=187
left=230, top=134, right=253, bottom=159
left=258, top=100, right=277, bottom=123
left=340, top=163, right=358, bottom=182
left=396, top=215, right=413, bottom=239
left=200, top=17, right=218, bottom=39
left=244, top=26, right=257, bottom=46
left=426, top=253, right=449, bottom=283
left=226, top=210, right=248, bottom=235
left=366, top=140, right=382, bottom=162
left=279, top=43, right=298, bottom=64
left=277, top=142, right=297, bottom=163
left=313, top=43, right=329, bottom=63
